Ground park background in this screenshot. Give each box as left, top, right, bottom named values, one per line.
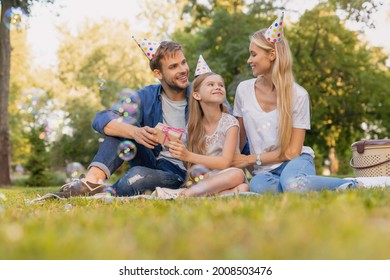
left=1, top=0, right=390, bottom=261
left=0, top=0, right=390, bottom=186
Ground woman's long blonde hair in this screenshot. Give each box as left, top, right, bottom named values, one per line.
left=251, top=29, right=294, bottom=157
left=187, top=72, right=229, bottom=167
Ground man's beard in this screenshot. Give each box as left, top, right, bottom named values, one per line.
left=163, top=77, right=188, bottom=93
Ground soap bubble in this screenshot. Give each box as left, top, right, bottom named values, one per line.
left=66, top=162, right=85, bottom=179
left=115, top=88, right=136, bottom=100
left=4, top=7, right=27, bottom=31
left=117, top=140, right=137, bottom=161
left=113, top=91, right=141, bottom=125
left=18, top=88, right=48, bottom=115
left=186, top=164, right=209, bottom=187
left=97, top=78, right=107, bottom=90
left=103, top=187, right=116, bottom=197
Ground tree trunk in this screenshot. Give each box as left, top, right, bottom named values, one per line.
left=0, top=0, right=13, bottom=187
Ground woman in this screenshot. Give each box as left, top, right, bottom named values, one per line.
left=232, top=14, right=359, bottom=193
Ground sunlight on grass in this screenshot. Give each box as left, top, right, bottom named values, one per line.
left=1, top=187, right=390, bottom=259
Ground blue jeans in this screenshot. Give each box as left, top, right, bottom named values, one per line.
left=250, top=153, right=359, bottom=194
left=89, top=136, right=186, bottom=196
left=112, top=160, right=186, bottom=196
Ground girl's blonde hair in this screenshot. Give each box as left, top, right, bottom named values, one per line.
left=251, top=28, right=294, bottom=157
left=187, top=72, right=229, bottom=167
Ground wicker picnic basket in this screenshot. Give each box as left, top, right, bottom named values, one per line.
left=350, top=139, right=390, bottom=177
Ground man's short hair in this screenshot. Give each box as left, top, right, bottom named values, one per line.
left=149, top=41, right=183, bottom=71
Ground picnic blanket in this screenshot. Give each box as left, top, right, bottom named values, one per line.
left=25, top=176, right=390, bottom=204
left=25, top=187, right=259, bottom=204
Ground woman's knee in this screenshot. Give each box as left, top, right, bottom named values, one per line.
left=249, top=173, right=279, bottom=194
left=282, top=176, right=312, bottom=193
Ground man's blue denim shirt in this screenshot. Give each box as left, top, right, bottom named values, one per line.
left=92, top=84, right=191, bottom=156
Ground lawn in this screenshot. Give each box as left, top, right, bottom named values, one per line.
left=0, top=186, right=390, bottom=260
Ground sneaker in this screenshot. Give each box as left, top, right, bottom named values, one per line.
left=55, top=175, right=106, bottom=198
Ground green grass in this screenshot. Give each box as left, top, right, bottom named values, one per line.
left=1, top=186, right=390, bottom=260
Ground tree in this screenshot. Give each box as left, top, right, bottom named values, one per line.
left=289, top=3, right=390, bottom=173
left=56, top=19, right=155, bottom=107
left=0, top=0, right=55, bottom=187
left=136, top=0, right=188, bottom=39
left=24, top=124, right=50, bottom=186
left=7, top=22, right=35, bottom=171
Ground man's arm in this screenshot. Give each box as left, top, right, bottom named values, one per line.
left=92, top=108, right=159, bottom=149
left=103, top=120, right=159, bottom=149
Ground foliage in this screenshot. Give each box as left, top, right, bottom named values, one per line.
left=56, top=19, right=155, bottom=108
left=327, top=0, right=383, bottom=28
left=24, top=125, right=50, bottom=186
left=50, top=97, right=101, bottom=168
left=136, top=0, right=188, bottom=39
left=0, top=0, right=56, bottom=187
left=290, top=3, right=390, bottom=167
left=1, top=187, right=390, bottom=259
left=8, top=29, right=34, bottom=168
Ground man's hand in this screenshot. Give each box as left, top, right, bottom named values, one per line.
left=232, top=153, right=250, bottom=168
left=168, top=139, right=190, bottom=161
left=133, top=126, right=159, bottom=149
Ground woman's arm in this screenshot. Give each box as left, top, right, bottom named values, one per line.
left=169, top=126, right=239, bottom=170
left=232, top=128, right=306, bottom=168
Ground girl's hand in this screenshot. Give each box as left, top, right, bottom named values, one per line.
left=232, top=153, right=250, bottom=168
left=168, top=139, right=190, bottom=161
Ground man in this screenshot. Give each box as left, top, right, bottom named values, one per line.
left=56, top=37, right=190, bottom=197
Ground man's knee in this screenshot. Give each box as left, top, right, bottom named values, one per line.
left=124, top=166, right=148, bottom=184
left=114, top=166, right=149, bottom=196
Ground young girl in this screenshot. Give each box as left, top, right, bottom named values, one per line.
left=232, top=14, right=360, bottom=193
left=169, top=58, right=249, bottom=196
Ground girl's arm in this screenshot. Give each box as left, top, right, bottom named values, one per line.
left=169, top=126, right=239, bottom=170
left=232, top=128, right=306, bottom=168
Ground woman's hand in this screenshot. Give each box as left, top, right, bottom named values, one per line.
left=168, top=139, right=190, bottom=161
left=232, top=153, right=250, bottom=168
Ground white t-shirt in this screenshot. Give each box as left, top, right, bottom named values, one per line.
left=233, top=78, right=314, bottom=174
